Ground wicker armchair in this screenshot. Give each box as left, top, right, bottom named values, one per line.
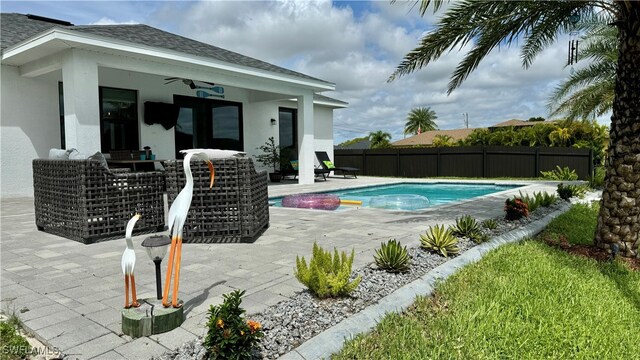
left=33, top=159, right=165, bottom=244
left=164, top=158, right=269, bottom=243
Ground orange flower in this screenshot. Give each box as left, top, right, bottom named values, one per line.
left=247, top=320, right=261, bottom=333
left=216, top=319, right=224, bottom=329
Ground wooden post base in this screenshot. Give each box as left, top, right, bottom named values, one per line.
left=121, top=298, right=184, bottom=338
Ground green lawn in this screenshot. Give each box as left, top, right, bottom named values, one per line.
left=334, top=205, right=640, bottom=359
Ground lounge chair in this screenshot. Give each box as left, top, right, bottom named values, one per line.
left=282, top=160, right=330, bottom=181
left=315, top=151, right=359, bottom=178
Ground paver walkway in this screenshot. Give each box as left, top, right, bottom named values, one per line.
left=1, top=177, right=559, bottom=359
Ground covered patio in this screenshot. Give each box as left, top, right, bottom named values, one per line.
left=1, top=13, right=346, bottom=199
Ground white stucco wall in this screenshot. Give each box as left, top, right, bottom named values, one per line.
left=0, top=64, right=338, bottom=197
left=1, top=65, right=61, bottom=198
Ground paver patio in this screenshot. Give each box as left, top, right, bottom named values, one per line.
left=1, top=176, right=559, bottom=359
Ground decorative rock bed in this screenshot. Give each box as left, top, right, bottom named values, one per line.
left=155, top=200, right=570, bottom=360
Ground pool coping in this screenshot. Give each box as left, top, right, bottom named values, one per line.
left=278, top=202, right=572, bottom=360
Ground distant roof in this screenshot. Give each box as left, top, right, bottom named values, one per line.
left=1, top=13, right=331, bottom=85
left=392, top=128, right=478, bottom=147
left=335, top=139, right=370, bottom=150
left=488, top=119, right=558, bottom=128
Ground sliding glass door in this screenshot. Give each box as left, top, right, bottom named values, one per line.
left=174, top=95, right=243, bottom=157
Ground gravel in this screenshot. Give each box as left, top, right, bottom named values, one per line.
left=154, top=200, right=567, bottom=360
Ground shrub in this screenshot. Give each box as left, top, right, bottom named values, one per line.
left=540, top=166, right=579, bottom=180
left=374, top=239, right=411, bottom=273
left=420, top=225, right=459, bottom=257
left=449, top=215, right=480, bottom=238
left=588, top=166, right=606, bottom=189
left=204, top=290, right=263, bottom=360
left=481, top=218, right=499, bottom=230
left=504, top=198, right=529, bottom=220
left=469, top=230, right=490, bottom=244
left=557, top=183, right=588, bottom=201
left=518, top=191, right=541, bottom=213
left=295, top=242, right=361, bottom=298
left=0, top=318, right=31, bottom=360
left=518, top=191, right=558, bottom=213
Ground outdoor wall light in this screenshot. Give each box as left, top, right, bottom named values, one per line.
left=270, top=118, right=277, bottom=125
left=141, top=235, right=171, bottom=300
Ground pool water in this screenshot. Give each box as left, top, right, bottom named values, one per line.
left=271, top=182, right=519, bottom=211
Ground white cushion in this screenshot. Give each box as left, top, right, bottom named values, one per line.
left=68, top=151, right=88, bottom=159
left=180, top=149, right=247, bottom=159
left=48, top=148, right=77, bottom=159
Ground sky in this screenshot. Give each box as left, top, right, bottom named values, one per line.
left=1, top=0, right=608, bottom=144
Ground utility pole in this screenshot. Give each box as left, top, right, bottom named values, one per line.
left=462, top=113, right=469, bottom=128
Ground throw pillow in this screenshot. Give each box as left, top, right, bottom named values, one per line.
left=323, top=160, right=336, bottom=169
left=290, top=160, right=299, bottom=171
left=180, top=149, right=247, bottom=159
left=48, top=148, right=77, bottom=159
left=89, top=151, right=109, bottom=170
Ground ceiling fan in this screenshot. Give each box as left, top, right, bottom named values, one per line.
left=164, top=77, right=225, bottom=98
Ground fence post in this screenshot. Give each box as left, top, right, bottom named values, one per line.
left=362, top=149, right=367, bottom=176
left=482, top=146, right=486, bottom=178
left=396, top=148, right=401, bottom=177
left=589, top=149, right=594, bottom=178
left=535, top=147, right=540, bottom=178
left=436, top=148, right=440, bottom=177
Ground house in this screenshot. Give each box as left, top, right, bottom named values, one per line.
left=0, top=13, right=347, bottom=197
left=391, top=128, right=478, bottom=147
left=488, top=119, right=555, bottom=131
left=335, top=139, right=371, bottom=150
left=392, top=119, right=560, bottom=147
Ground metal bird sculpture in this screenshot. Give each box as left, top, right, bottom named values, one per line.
left=162, top=151, right=215, bottom=308
left=121, top=214, right=142, bottom=308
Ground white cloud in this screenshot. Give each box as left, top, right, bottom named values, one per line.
left=90, top=17, right=138, bottom=25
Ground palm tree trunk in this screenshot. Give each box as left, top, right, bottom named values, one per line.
left=595, top=8, right=640, bottom=258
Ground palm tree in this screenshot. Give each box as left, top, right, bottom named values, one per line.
left=548, top=18, right=617, bottom=119
left=390, top=1, right=639, bottom=258
left=368, top=130, right=392, bottom=149
left=405, top=107, right=438, bottom=135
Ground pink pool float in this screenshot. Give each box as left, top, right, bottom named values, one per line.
left=281, top=193, right=341, bottom=210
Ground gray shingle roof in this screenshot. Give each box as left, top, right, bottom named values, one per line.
left=1, top=13, right=331, bottom=84
left=314, top=93, right=348, bottom=106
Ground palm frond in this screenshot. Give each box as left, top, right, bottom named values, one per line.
left=389, top=1, right=600, bottom=94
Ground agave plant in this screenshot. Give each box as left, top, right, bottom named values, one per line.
left=420, top=225, right=459, bottom=257
left=449, top=215, right=480, bottom=238
left=374, top=239, right=411, bottom=273
left=481, top=218, right=498, bottom=230
left=469, top=230, right=490, bottom=244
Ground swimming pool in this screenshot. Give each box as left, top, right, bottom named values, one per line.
left=271, top=182, right=520, bottom=211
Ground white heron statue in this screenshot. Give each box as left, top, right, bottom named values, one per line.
left=163, top=150, right=215, bottom=308
left=121, top=214, right=141, bottom=308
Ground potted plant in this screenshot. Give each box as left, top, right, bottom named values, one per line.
left=255, top=137, right=282, bottom=182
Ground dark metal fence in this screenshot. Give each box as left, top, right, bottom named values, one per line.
left=334, top=146, right=593, bottom=180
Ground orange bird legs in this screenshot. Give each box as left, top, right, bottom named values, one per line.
left=163, top=153, right=215, bottom=308
left=121, top=214, right=142, bottom=308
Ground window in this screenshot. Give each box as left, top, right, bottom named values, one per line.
left=279, top=108, right=297, bottom=161
left=174, top=96, right=243, bottom=157
left=58, top=82, right=65, bottom=148
left=58, top=85, right=139, bottom=152
left=100, top=87, right=139, bottom=153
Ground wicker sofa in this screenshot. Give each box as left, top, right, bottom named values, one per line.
left=164, top=158, right=269, bottom=243
left=33, top=159, right=165, bottom=244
